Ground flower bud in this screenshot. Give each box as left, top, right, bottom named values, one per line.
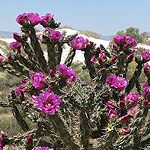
left=119, top=100, right=125, bottom=109
left=143, top=100, right=149, bottom=106
left=109, top=55, right=118, bottom=63
left=49, top=69, right=55, bottom=78
left=127, top=54, right=134, bottom=63
left=118, top=114, right=131, bottom=123
left=25, top=136, right=33, bottom=145
left=119, top=128, right=130, bottom=135
left=144, top=63, right=150, bottom=75
left=13, top=32, right=21, bottom=41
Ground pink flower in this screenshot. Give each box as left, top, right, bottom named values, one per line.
left=120, top=128, right=130, bottom=135
left=71, top=36, right=87, bottom=50
left=32, top=147, right=54, bottom=150
left=113, top=34, right=137, bottom=50
left=33, top=91, right=61, bottom=115
left=143, top=84, right=150, bottom=99
left=124, top=92, right=139, bottom=106
left=16, top=13, right=28, bottom=26
left=57, top=65, right=78, bottom=83
left=0, top=54, right=4, bottom=63
left=113, top=34, right=126, bottom=46
left=30, top=72, right=47, bottom=90
left=9, top=42, right=21, bottom=51
left=141, top=51, right=150, bottom=62
left=144, top=62, right=150, bottom=74
left=15, top=84, right=27, bottom=96
left=16, top=13, right=40, bottom=26
left=50, top=30, right=62, bottom=42
left=106, top=74, right=127, bottom=90
left=129, top=107, right=137, bottom=116
left=40, top=13, right=54, bottom=27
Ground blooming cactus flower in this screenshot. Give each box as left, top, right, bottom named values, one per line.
left=40, top=13, right=54, bottom=26
left=71, top=36, right=87, bottom=50
left=9, top=42, right=22, bottom=51
left=50, top=30, right=62, bottom=42
left=57, top=64, right=78, bottom=83
left=33, top=91, right=61, bottom=115
left=141, top=51, right=150, bottom=62
left=124, top=92, right=139, bottom=106
left=30, top=72, right=47, bottom=90
left=16, top=13, right=41, bottom=26
left=106, top=74, right=127, bottom=90
left=113, top=34, right=137, bottom=50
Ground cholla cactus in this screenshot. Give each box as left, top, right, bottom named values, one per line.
left=0, top=13, right=149, bottom=150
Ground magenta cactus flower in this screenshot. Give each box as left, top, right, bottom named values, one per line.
left=33, top=91, right=61, bottom=115
left=106, top=74, right=127, bottom=90
left=10, top=42, right=22, bottom=51
left=40, top=13, right=54, bottom=26
left=141, top=51, right=150, bottom=62
left=113, top=34, right=126, bottom=46
left=15, top=84, right=27, bottom=96
left=124, top=92, right=139, bottom=106
left=50, top=30, right=62, bottom=42
left=71, top=36, right=87, bottom=50
left=57, top=64, right=78, bottom=83
left=16, top=13, right=28, bottom=26
left=113, top=34, right=137, bottom=50
left=143, top=84, right=150, bottom=99
left=30, top=72, right=47, bottom=90
left=144, top=62, right=150, bottom=74
left=16, top=13, right=40, bottom=26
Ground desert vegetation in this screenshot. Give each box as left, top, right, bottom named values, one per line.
left=0, top=13, right=149, bottom=150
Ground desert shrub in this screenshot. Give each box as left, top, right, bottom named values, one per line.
left=0, top=13, right=149, bottom=150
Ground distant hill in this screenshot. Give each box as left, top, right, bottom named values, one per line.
left=0, top=31, right=13, bottom=38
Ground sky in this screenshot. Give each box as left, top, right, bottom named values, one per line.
left=0, top=0, right=150, bottom=35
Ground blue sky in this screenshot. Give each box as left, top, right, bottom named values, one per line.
left=0, top=0, right=150, bottom=35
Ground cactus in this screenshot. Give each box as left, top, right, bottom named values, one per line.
left=0, top=13, right=149, bottom=150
